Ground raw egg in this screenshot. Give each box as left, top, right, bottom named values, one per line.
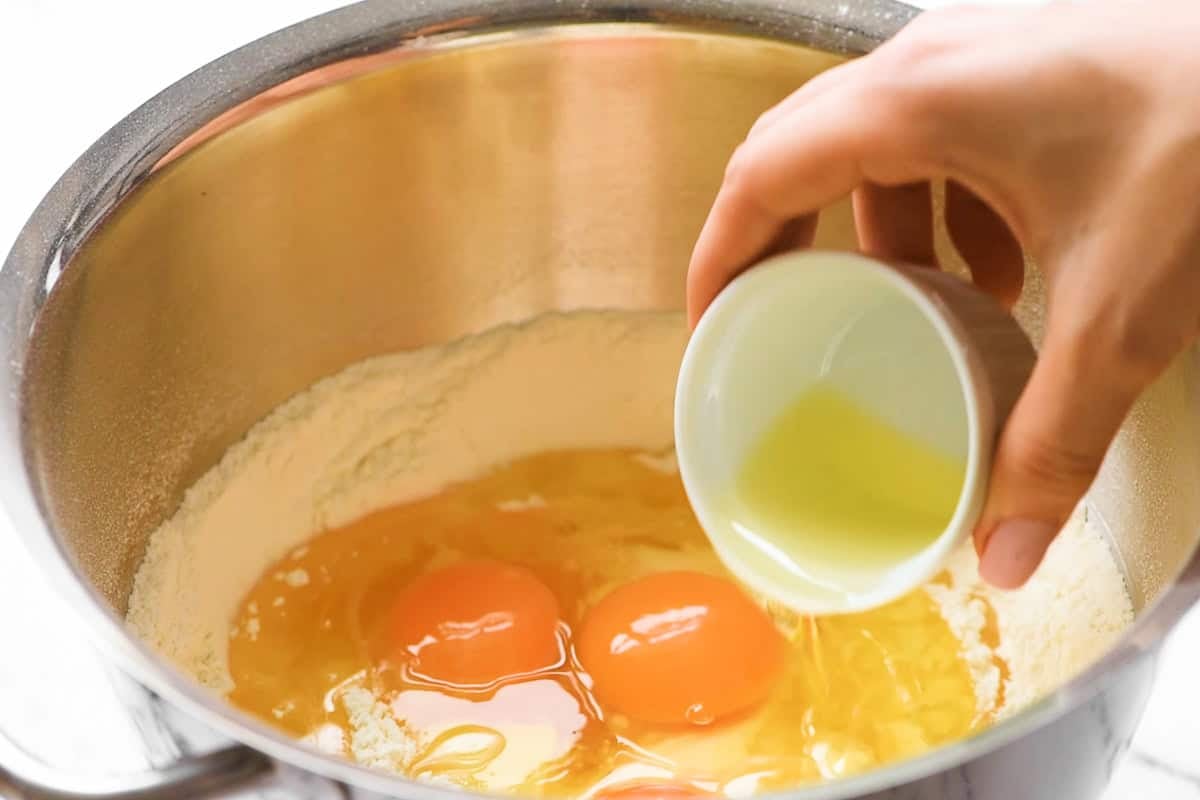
left=228, top=448, right=987, bottom=797
left=385, top=559, right=563, bottom=686
left=577, top=571, right=785, bottom=726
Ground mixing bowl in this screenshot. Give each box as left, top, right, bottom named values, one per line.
left=1, top=2, right=1197, bottom=799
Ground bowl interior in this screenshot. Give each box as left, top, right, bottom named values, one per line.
left=24, top=27, right=862, bottom=612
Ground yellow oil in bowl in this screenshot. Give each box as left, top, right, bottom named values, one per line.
left=722, top=382, right=966, bottom=604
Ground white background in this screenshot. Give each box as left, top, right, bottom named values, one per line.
left=0, top=2, right=1197, bottom=797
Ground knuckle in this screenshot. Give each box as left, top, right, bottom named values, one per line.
left=1108, top=323, right=1180, bottom=383
left=881, top=9, right=963, bottom=69
left=1060, top=297, right=1181, bottom=388
left=748, top=87, right=805, bottom=136
left=854, top=60, right=958, bottom=161
left=899, top=4, right=991, bottom=38
left=882, top=67, right=951, bottom=123
left=867, top=10, right=980, bottom=125
left=875, top=32, right=933, bottom=75
left=848, top=74, right=951, bottom=180
left=748, top=108, right=776, bottom=138
left=719, top=141, right=776, bottom=218
left=721, top=144, right=758, bottom=204
left=723, top=142, right=751, bottom=184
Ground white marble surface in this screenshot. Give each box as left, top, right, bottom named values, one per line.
left=0, top=1, right=1197, bottom=798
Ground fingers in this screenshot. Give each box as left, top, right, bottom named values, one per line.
left=688, top=3, right=1036, bottom=327
left=746, top=58, right=870, bottom=141
left=761, top=215, right=822, bottom=262
left=975, top=275, right=1180, bottom=589
left=686, top=87, right=939, bottom=326
left=853, top=182, right=937, bottom=266
left=687, top=93, right=858, bottom=326
left=687, top=61, right=869, bottom=326
left=975, top=343, right=1141, bottom=589
left=743, top=4, right=993, bottom=146
left=945, top=181, right=1025, bottom=308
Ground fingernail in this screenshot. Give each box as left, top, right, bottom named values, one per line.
left=979, top=519, right=1058, bottom=589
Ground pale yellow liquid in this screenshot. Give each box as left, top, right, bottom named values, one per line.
left=729, top=384, right=966, bottom=594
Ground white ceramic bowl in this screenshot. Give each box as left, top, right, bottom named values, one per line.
left=675, top=250, right=1036, bottom=614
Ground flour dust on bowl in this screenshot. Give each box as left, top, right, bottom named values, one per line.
left=2, top=2, right=1199, bottom=800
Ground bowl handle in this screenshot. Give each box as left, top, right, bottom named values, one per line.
left=0, top=733, right=359, bottom=800
left=0, top=674, right=349, bottom=800
left=0, top=735, right=269, bottom=799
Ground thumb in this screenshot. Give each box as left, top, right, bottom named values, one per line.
left=974, top=313, right=1157, bottom=589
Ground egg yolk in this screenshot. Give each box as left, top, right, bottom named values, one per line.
left=577, top=571, right=785, bottom=726
left=385, top=559, right=563, bottom=686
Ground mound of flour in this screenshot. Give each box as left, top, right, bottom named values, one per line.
left=126, top=310, right=1132, bottom=715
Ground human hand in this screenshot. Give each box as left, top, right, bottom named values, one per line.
left=686, top=0, right=1200, bottom=589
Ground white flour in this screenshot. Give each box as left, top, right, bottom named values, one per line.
left=126, top=310, right=1132, bottom=744
left=926, top=506, right=1131, bottom=716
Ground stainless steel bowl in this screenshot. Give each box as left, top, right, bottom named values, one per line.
left=2, top=2, right=1198, bottom=799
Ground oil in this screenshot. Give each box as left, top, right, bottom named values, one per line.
left=227, top=448, right=991, bottom=796
left=725, top=383, right=966, bottom=599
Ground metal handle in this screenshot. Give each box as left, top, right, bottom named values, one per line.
left=0, top=736, right=269, bottom=800
left=0, top=740, right=353, bottom=800
left=0, top=667, right=351, bottom=800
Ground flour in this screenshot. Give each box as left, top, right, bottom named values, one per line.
left=126, top=309, right=1133, bottom=762
left=127, top=311, right=684, bottom=690
left=944, top=507, right=1135, bottom=713
left=342, top=687, right=414, bottom=771
left=924, top=505, right=1132, bottom=717
left=923, top=585, right=1001, bottom=715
